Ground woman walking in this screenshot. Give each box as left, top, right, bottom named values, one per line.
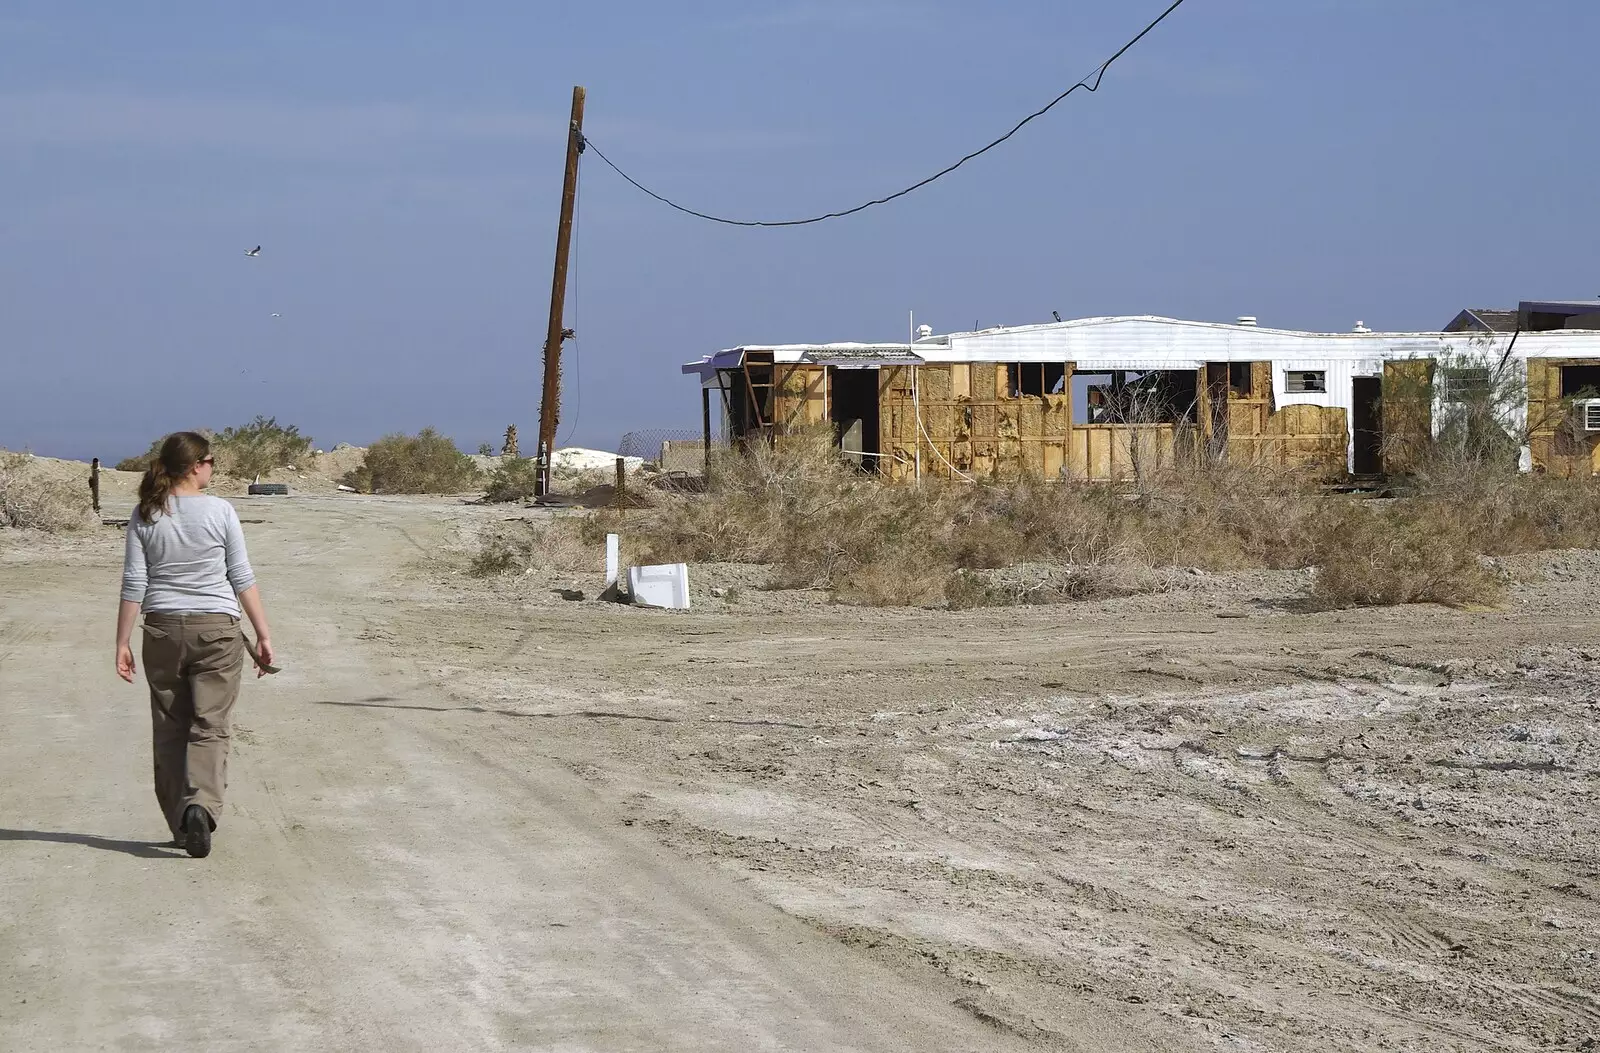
left=114, top=432, right=274, bottom=858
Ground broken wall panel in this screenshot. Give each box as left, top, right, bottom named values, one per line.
left=1221, top=362, right=1276, bottom=465
left=1382, top=359, right=1435, bottom=475
left=784, top=356, right=1365, bottom=482
left=1527, top=358, right=1600, bottom=477
left=773, top=365, right=828, bottom=434
left=1259, top=405, right=1349, bottom=476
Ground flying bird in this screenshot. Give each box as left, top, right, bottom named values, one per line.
left=245, top=246, right=261, bottom=257
left=271, top=313, right=281, bottom=318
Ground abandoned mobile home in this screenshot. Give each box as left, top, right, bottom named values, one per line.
left=682, top=302, right=1600, bottom=482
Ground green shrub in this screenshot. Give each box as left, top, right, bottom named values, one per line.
left=483, top=458, right=538, bottom=504
left=214, top=416, right=313, bottom=479
left=114, top=438, right=164, bottom=473
left=342, top=428, right=481, bottom=494
left=115, top=418, right=312, bottom=479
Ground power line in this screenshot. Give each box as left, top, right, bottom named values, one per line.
left=580, top=0, right=1189, bottom=228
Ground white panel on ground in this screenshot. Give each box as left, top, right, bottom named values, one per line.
left=628, top=564, right=691, bottom=610
left=605, top=534, right=620, bottom=588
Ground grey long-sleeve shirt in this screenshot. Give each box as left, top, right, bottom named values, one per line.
left=121, top=495, right=256, bottom=616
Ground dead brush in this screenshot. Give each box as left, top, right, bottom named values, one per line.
left=613, top=430, right=963, bottom=604
left=950, top=477, right=1130, bottom=569
left=1414, top=468, right=1600, bottom=555
left=0, top=453, right=96, bottom=532
left=1311, top=502, right=1503, bottom=608
left=469, top=517, right=598, bottom=578
left=945, top=565, right=1173, bottom=610
left=1123, top=465, right=1327, bottom=570
left=614, top=435, right=1338, bottom=607
left=599, top=423, right=1596, bottom=610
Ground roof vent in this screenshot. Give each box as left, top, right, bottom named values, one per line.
left=1353, top=321, right=1372, bottom=333
left=1236, top=316, right=1258, bottom=327
left=916, top=324, right=933, bottom=340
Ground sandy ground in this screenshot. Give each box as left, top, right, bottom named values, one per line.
left=2, top=491, right=1599, bottom=1051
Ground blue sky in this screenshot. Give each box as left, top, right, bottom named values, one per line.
left=2, top=0, right=1594, bottom=460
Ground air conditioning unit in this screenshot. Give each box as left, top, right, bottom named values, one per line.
left=1581, top=399, right=1600, bottom=431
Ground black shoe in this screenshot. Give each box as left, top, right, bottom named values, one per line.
left=183, top=805, right=212, bottom=858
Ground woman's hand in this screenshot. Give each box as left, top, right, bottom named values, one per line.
left=255, top=637, right=274, bottom=678
left=115, top=599, right=141, bottom=684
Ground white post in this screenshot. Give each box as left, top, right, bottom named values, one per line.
left=909, top=309, right=921, bottom=483
left=605, top=533, right=619, bottom=589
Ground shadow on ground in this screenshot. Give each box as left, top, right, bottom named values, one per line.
left=0, top=829, right=181, bottom=859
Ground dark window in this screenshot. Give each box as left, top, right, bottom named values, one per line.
left=1285, top=370, right=1327, bottom=394
left=1229, top=362, right=1253, bottom=396
left=1560, top=365, right=1600, bottom=399
left=1440, top=367, right=1491, bottom=402
left=1078, top=370, right=1198, bottom=424
left=1007, top=363, right=1067, bottom=397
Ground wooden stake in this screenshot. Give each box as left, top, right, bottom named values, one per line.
left=536, top=86, right=586, bottom=497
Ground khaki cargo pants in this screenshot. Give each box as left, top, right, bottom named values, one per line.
left=141, top=613, right=246, bottom=838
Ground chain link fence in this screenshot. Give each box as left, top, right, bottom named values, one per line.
left=618, top=429, right=726, bottom=474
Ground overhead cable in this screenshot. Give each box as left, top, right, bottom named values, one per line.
left=579, top=0, right=1190, bottom=227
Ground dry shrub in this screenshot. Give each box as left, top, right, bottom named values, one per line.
left=611, top=427, right=1600, bottom=609
left=483, top=457, right=537, bottom=504
left=1123, top=466, right=1327, bottom=570
left=0, top=453, right=96, bottom=532
left=945, top=565, right=1173, bottom=610
left=616, top=434, right=1295, bottom=607
left=344, top=428, right=481, bottom=494
left=1416, top=469, right=1600, bottom=555
left=629, top=431, right=961, bottom=604
left=1311, top=503, right=1502, bottom=608
left=470, top=518, right=596, bottom=577
left=950, top=477, right=1129, bottom=568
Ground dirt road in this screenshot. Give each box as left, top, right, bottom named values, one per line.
left=0, top=496, right=1050, bottom=1052
left=5, top=492, right=1600, bottom=1052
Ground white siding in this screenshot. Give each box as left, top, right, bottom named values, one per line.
left=683, top=319, right=1600, bottom=473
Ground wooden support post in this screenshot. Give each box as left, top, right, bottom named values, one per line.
left=702, top=386, right=713, bottom=476
left=535, top=85, right=586, bottom=497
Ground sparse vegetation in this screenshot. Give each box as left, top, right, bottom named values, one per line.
left=114, top=439, right=165, bottom=473
left=482, top=457, right=537, bottom=504
left=341, top=429, right=481, bottom=495
left=0, top=453, right=96, bottom=532
left=469, top=518, right=595, bottom=577
left=1311, top=503, right=1504, bottom=609
left=115, top=417, right=312, bottom=479
left=603, top=431, right=1330, bottom=607
left=215, top=417, right=314, bottom=479
left=588, top=425, right=1600, bottom=609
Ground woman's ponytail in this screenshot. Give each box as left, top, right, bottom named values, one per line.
left=136, top=432, right=211, bottom=523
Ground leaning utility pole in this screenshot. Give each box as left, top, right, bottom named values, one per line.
left=536, top=85, right=586, bottom=497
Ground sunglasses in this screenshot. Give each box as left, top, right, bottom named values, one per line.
left=198, top=456, right=216, bottom=467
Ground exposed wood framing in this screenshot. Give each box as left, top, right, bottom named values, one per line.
left=773, top=365, right=828, bottom=434
left=748, top=357, right=1352, bottom=482
left=1528, top=358, right=1600, bottom=477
